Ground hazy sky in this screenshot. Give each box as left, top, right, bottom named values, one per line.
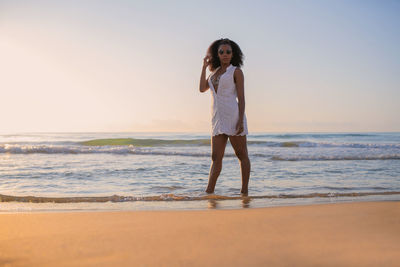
left=1, top=0, right=399, bottom=133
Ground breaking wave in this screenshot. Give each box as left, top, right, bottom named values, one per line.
left=1, top=144, right=400, bottom=160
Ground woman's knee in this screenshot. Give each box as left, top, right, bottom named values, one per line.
left=234, top=149, right=249, bottom=161
left=211, top=135, right=227, bottom=162
left=211, top=151, right=224, bottom=162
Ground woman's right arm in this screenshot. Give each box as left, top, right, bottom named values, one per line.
left=199, top=55, right=210, bottom=93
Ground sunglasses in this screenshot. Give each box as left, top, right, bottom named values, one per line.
left=218, top=49, right=232, bottom=55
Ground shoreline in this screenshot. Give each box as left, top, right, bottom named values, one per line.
left=1, top=200, right=399, bottom=266
left=1, top=194, right=400, bottom=213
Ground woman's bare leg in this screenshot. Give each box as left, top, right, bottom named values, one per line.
left=206, top=134, right=228, bottom=193
left=229, top=135, right=251, bottom=194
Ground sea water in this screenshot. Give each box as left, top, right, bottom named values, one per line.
left=1, top=132, right=399, bottom=212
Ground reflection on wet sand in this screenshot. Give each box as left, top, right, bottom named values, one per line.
left=207, top=196, right=252, bottom=209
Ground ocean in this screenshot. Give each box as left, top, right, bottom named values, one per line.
left=1, top=132, right=399, bottom=212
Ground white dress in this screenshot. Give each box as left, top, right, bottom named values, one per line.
left=208, top=64, right=248, bottom=136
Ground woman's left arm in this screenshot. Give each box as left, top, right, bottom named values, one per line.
left=234, top=68, right=245, bottom=134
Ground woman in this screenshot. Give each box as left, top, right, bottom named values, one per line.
left=199, top=38, right=251, bottom=195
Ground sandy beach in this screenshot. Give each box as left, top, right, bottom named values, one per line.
left=0, top=201, right=399, bottom=267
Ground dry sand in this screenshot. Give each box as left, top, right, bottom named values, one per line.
left=0, top=201, right=399, bottom=267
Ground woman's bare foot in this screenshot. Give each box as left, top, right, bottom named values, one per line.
left=205, top=187, right=214, bottom=194
left=240, top=189, right=248, bottom=196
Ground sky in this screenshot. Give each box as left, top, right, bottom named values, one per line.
left=0, top=0, right=399, bottom=133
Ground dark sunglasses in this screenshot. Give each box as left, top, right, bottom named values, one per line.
left=218, top=49, right=232, bottom=55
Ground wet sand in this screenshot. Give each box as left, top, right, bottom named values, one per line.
left=0, top=201, right=399, bottom=266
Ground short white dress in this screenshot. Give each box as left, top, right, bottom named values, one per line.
left=207, top=64, right=248, bottom=136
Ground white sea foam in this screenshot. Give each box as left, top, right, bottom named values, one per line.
left=1, top=143, right=400, bottom=160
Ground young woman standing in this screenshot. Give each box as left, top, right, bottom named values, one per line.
left=199, top=38, right=251, bottom=195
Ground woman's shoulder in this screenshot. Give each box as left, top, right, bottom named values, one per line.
left=233, top=66, right=243, bottom=76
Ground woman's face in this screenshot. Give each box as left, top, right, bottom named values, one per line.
left=217, top=44, right=232, bottom=65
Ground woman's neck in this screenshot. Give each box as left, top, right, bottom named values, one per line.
left=220, top=63, right=230, bottom=70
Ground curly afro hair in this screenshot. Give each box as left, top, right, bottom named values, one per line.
left=206, top=38, right=244, bottom=72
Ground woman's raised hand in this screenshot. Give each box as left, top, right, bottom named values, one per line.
left=203, top=54, right=211, bottom=68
